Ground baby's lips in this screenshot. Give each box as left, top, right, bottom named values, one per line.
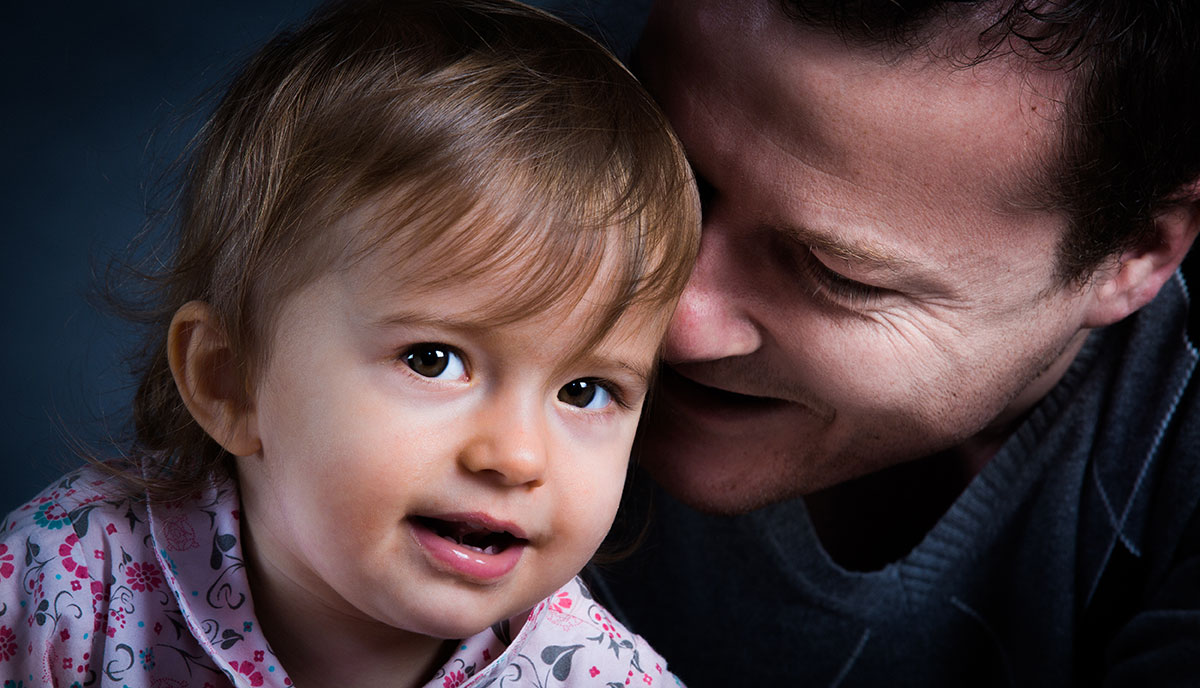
left=408, top=513, right=529, bottom=582
left=412, top=511, right=529, bottom=540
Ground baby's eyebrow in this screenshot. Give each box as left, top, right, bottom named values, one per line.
left=617, top=360, right=653, bottom=385
left=371, top=311, right=488, bottom=332
left=584, top=356, right=654, bottom=388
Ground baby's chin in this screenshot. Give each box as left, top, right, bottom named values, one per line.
left=349, top=573, right=541, bottom=643
left=393, top=601, right=533, bottom=644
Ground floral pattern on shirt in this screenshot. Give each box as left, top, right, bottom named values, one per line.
left=1, top=466, right=682, bottom=687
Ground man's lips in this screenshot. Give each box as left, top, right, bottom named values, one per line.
left=657, top=362, right=835, bottom=427
left=408, top=513, right=528, bottom=582
left=658, top=364, right=789, bottom=412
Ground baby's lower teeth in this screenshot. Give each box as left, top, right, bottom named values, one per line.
left=456, top=541, right=501, bottom=555
left=450, top=538, right=500, bottom=555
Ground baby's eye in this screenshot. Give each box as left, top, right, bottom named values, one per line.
left=557, top=378, right=613, bottom=410
left=403, top=344, right=466, bottom=380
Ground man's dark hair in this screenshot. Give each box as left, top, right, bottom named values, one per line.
left=779, top=0, right=1199, bottom=284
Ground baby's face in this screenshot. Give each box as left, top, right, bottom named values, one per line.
left=234, top=243, right=667, bottom=640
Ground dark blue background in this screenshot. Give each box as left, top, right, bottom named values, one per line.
left=0, top=1, right=648, bottom=515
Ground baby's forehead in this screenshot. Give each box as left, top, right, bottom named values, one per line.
left=333, top=190, right=602, bottom=298
left=320, top=210, right=666, bottom=347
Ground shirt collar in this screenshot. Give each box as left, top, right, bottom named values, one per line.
left=148, top=480, right=292, bottom=688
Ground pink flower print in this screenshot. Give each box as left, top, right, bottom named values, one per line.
left=105, top=523, right=117, bottom=535
left=70, top=580, right=81, bottom=591
left=90, top=580, right=108, bottom=607
left=58, top=535, right=89, bottom=579
left=643, top=674, right=654, bottom=685
left=0, top=544, right=14, bottom=579
left=548, top=590, right=573, bottom=614
left=0, top=626, right=17, bottom=661
left=590, top=666, right=601, bottom=677
left=32, top=500, right=69, bottom=530
left=161, top=514, right=200, bottom=551
left=547, top=590, right=584, bottom=630
left=62, top=656, right=73, bottom=669
left=60, top=628, right=70, bottom=642
left=235, top=660, right=264, bottom=687
left=126, top=562, right=164, bottom=593
left=93, top=549, right=105, bottom=560
left=443, top=670, right=466, bottom=688
left=254, top=650, right=264, bottom=662
left=594, top=611, right=623, bottom=640
left=153, top=622, right=163, bottom=635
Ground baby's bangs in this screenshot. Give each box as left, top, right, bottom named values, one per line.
left=356, top=152, right=694, bottom=351
left=361, top=171, right=615, bottom=330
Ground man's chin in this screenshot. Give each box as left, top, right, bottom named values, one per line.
left=635, top=367, right=830, bottom=513
left=635, top=425, right=809, bottom=515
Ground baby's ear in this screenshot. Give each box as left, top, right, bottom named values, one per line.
left=168, top=301, right=262, bottom=457
left=1083, top=188, right=1200, bottom=328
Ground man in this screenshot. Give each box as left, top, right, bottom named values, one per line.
left=580, top=0, right=1200, bottom=685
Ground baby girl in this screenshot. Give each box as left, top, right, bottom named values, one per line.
left=0, top=1, right=699, bottom=685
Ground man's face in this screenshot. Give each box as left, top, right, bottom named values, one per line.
left=637, top=0, right=1100, bottom=513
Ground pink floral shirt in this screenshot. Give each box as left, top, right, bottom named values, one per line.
left=0, top=466, right=681, bottom=688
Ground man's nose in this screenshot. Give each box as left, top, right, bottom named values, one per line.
left=457, top=396, right=548, bottom=488
left=664, top=220, right=761, bottom=363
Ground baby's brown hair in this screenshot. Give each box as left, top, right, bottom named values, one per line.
left=119, top=0, right=700, bottom=501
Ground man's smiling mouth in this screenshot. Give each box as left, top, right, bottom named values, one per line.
left=660, top=364, right=787, bottom=408
left=657, top=364, right=837, bottom=424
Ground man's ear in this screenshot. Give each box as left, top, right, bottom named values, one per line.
left=1084, top=191, right=1200, bottom=328
left=168, top=301, right=262, bottom=457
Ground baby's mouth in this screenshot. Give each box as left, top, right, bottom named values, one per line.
left=410, top=516, right=526, bottom=555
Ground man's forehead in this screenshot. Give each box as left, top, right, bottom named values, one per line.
left=641, top=0, right=1074, bottom=294
left=665, top=7, right=1069, bottom=200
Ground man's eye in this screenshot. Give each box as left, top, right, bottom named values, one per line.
left=557, top=378, right=613, bottom=410
left=403, top=344, right=466, bottom=380
left=802, top=249, right=884, bottom=306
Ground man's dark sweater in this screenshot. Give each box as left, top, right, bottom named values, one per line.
left=589, top=274, right=1200, bottom=686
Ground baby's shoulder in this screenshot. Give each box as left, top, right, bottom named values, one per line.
left=510, top=576, right=682, bottom=688
left=0, top=465, right=154, bottom=613
left=0, top=465, right=166, bottom=685
left=2, top=463, right=146, bottom=545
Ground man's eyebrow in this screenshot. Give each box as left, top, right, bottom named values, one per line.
left=781, top=224, right=920, bottom=272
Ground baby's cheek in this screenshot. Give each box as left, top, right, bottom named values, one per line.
left=563, top=486, right=623, bottom=556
